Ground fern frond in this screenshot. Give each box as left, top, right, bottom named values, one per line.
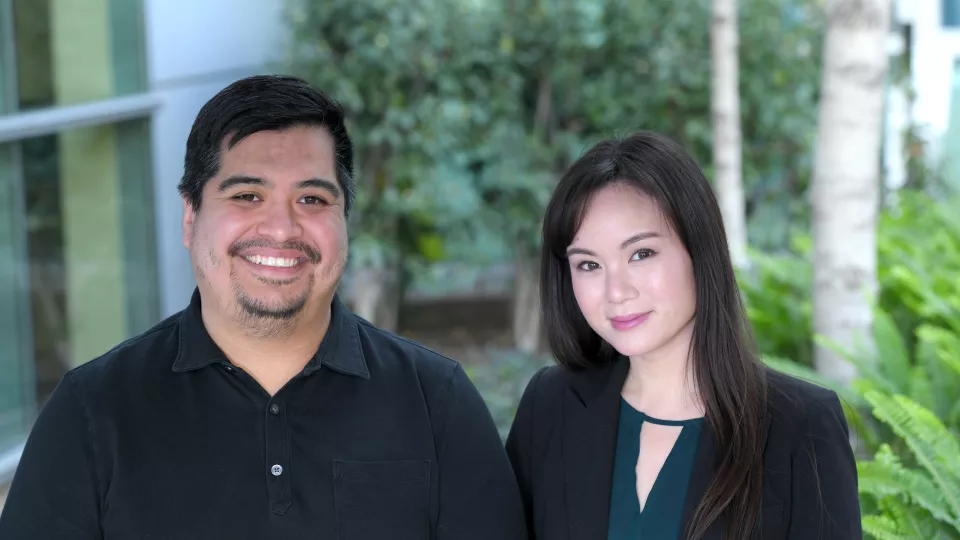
left=862, top=514, right=911, bottom=540
left=907, top=365, right=937, bottom=412
left=865, top=391, right=960, bottom=521
left=858, top=444, right=959, bottom=528
left=917, top=325, right=960, bottom=378
left=873, top=307, right=912, bottom=390
left=877, top=495, right=952, bottom=539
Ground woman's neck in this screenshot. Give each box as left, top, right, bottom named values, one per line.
left=621, top=324, right=704, bottom=420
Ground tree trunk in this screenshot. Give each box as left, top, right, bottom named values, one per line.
left=349, top=265, right=402, bottom=332
left=811, top=0, right=891, bottom=384
left=711, top=0, right=748, bottom=268
left=512, top=251, right=541, bottom=355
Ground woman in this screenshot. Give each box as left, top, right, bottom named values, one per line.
left=505, top=131, right=860, bottom=539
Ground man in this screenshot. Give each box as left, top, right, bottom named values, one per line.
left=0, top=75, right=525, bottom=539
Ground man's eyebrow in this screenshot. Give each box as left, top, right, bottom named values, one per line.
left=297, top=178, right=342, bottom=200
left=216, top=176, right=342, bottom=200
left=217, top=175, right=269, bottom=192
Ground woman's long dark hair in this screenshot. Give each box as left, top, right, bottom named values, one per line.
left=540, top=131, right=768, bottom=539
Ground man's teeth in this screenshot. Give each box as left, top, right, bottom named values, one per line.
left=244, top=255, right=301, bottom=268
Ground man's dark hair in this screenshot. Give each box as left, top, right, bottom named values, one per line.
left=178, top=74, right=356, bottom=215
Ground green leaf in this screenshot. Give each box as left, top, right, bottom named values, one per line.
left=858, top=444, right=958, bottom=528
left=864, top=391, right=960, bottom=524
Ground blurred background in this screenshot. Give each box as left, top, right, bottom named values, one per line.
left=1, top=0, right=958, bottom=536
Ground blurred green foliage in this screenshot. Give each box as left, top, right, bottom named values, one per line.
left=463, top=348, right=553, bottom=439
left=738, top=234, right=814, bottom=366
left=741, top=191, right=960, bottom=381
left=857, top=393, right=960, bottom=539
left=742, top=192, right=960, bottom=538
left=282, top=2, right=960, bottom=535
left=284, top=0, right=826, bottom=287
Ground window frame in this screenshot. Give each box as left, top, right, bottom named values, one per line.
left=0, top=0, right=36, bottom=480
left=0, top=0, right=159, bottom=478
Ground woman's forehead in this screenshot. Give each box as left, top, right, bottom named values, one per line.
left=575, top=186, right=667, bottom=235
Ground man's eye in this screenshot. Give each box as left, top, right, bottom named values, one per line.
left=300, top=195, right=329, bottom=205
left=234, top=193, right=261, bottom=202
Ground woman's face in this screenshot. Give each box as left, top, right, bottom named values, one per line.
left=566, top=183, right=697, bottom=362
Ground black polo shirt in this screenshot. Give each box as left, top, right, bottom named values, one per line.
left=0, top=289, right=526, bottom=539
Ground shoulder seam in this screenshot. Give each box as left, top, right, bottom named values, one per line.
left=354, top=316, right=459, bottom=367
left=791, top=387, right=842, bottom=451
left=71, top=313, right=181, bottom=374
left=432, top=361, right=464, bottom=459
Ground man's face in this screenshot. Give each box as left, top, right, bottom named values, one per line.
left=182, top=125, right=348, bottom=337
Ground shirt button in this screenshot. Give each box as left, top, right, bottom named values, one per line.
left=271, top=464, right=283, bottom=477
left=269, top=403, right=280, bottom=415
left=224, top=365, right=234, bottom=372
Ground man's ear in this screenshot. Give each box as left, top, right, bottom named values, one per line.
left=182, top=197, right=196, bottom=249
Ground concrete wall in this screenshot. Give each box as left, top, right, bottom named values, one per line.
left=143, top=0, right=287, bottom=316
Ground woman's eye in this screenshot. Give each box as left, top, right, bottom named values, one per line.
left=300, top=195, right=329, bottom=205
left=631, top=249, right=656, bottom=261
left=576, top=261, right=600, bottom=272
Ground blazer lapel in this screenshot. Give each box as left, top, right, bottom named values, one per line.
left=562, top=357, right=629, bottom=540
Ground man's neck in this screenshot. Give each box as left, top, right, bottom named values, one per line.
left=202, top=301, right=332, bottom=396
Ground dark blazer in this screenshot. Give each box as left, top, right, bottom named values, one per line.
left=505, top=356, right=862, bottom=539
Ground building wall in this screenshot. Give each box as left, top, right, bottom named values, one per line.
left=0, top=0, right=288, bottom=479
left=900, top=0, right=960, bottom=159
left=143, top=0, right=286, bottom=317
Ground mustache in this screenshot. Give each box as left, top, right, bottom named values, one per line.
left=228, top=238, right=322, bottom=263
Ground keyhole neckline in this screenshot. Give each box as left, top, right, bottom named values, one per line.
left=620, top=397, right=705, bottom=427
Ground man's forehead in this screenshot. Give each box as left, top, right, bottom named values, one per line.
left=223, top=126, right=334, bottom=153
left=216, top=131, right=335, bottom=175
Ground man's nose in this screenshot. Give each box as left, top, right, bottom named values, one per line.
left=257, top=200, right=303, bottom=240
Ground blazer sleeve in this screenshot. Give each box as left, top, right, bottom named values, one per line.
left=787, top=391, right=862, bottom=539
left=505, top=366, right=548, bottom=540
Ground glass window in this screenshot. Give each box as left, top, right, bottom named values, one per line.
left=944, top=58, right=960, bottom=191
left=0, top=0, right=152, bottom=456
left=946, top=0, right=960, bottom=28
left=0, top=120, right=158, bottom=447
left=9, top=0, right=145, bottom=112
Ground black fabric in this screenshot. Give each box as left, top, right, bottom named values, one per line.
left=0, top=289, right=526, bottom=540
left=505, top=356, right=862, bottom=539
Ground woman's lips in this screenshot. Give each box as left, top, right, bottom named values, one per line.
left=609, top=311, right=651, bottom=331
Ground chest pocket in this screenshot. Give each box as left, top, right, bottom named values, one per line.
left=333, top=459, right=431, bottom=540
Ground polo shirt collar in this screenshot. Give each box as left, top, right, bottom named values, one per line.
left=172, top=288, right=370, bottom=379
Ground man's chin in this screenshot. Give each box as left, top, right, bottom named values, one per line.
left=234, top=290, right=310, bottom=321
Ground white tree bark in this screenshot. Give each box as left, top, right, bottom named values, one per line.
left=711, top=0, right=748, bottom=268
left=812, top=0, right=891, bottom=383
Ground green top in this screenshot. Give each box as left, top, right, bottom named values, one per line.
left=607, top=399, right=704, bottom=540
